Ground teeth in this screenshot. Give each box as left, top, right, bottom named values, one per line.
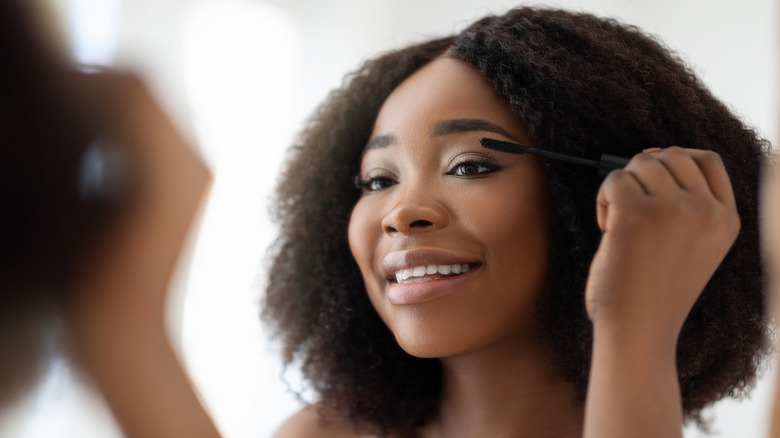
left=394, top=264, right=472, bottom=284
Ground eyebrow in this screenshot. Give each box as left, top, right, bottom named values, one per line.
left=363, top=134, right=396, bottom=153
left=432, top=118, right=520, bottom=142
left=362, top=118, right=519, bottom=154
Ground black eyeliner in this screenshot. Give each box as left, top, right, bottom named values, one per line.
left=480, top=138, right=630, bottom=175
left=446, top=155, right=500, bottom=175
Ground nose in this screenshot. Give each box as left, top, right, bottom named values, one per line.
left=381, top=190, right=449, bottom=235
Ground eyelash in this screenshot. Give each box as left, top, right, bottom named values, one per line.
left=353, top=173, right=397, bottom=192
left=445, top=156, right=500, bottom=177
left=354, top=156, right=500, bottom=192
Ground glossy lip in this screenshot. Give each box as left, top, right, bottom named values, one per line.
left=382, top=249, right=481, bottom=305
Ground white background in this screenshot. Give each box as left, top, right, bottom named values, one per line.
left=1, top=0, right=777, bottom=437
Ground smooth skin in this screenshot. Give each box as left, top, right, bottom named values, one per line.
left=276, top=57, right=741, bottom=438
left=584, top=147, right=740, bottom=438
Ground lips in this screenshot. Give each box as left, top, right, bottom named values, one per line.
left=384, top=249, right=477, bottom=276
left=382, top=249, right=481, bottom=304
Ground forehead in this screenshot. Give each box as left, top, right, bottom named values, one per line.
left=371, top=56, right=526, bottom=141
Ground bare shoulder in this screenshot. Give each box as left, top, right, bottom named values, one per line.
left=272, top=404, right=375, bottom=438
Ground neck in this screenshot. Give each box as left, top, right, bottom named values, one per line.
left=419, top=336, right=584, bottom=438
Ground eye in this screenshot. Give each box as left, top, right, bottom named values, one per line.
left=446, top=156, right=500, bottom=177
left=354, top=172, right=398, bottom=192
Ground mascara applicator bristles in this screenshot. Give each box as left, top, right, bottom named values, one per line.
left=479, top=138, right=630, bottom=175
left=480, top=138, right=599, bottom=167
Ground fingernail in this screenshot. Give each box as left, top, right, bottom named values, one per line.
left=642, top=147, right=662, bottom=154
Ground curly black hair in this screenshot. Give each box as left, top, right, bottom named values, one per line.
left=264, top=7, right=770, bottom=437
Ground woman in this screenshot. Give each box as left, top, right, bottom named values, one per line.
left=265, top=7, right=769, bottom=437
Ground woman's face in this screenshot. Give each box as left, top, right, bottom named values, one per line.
left=348, top=57, right=549, bottom=358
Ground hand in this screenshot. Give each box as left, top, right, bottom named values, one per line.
left=585, top=147, right=740, bottom=342
left=583, top=147, right=740, bottom=438
left=65, top=71, right=210, bottom=340
left=62, top=72, right=219, bottom=438
left=763, top=152, right=780, bottom=317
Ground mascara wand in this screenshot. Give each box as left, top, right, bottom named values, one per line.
left=480, top=138, right=630, bottom=176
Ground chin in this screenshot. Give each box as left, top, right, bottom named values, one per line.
left=389, top=313, right=483, bottom=359
left=395, top=337, right=452, bottom=359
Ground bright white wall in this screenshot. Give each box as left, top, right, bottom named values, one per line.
left=2, top=1, right=776, bottom=437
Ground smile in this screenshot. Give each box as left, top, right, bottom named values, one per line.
left=394, top=264, right=472, bottom=284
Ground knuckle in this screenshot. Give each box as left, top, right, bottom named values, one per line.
left=603, top=168, right=628, bottom=184
left=664, top=145, right=687, bottom=155
left=699, top=150, right=724, bottom=167
left=659, top=145, right=688, bottom=161
left=625, top=152, right=654, bottom=171
left=600, top=170, right=630, bottom=196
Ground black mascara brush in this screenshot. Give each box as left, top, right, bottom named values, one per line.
left=480, top=138, right=630, bottom=176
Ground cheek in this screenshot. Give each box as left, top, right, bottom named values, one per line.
left=462, top=181, right=548, bottom=251
left=348, top=201, right=394, bottom=325
left=348, top=200, right=385, bottom=290
left=347, top=202, right=372, bottom=272
left=488, top=211, right=549, bottom=290
left=464, top=180, right=550, bottom=289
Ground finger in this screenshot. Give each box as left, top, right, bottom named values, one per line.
left=596, top=168, right=646, bottom=232
left=652, top=146, right=711, bottom=195
left=622, top=151, right=680, bottom=196
left=685, top=149, right=737, bottom=207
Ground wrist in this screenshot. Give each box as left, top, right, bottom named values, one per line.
left=591, top=315, right=680, bottom=362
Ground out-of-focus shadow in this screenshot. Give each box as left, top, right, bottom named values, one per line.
left=0, top=3, right=218, bottom=437
left=766, top=150, right=780, bottom=438
left=0, top=0, right=119, bottom=408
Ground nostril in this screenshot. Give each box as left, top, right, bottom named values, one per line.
left=381, top=205, right=448, bottom=235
